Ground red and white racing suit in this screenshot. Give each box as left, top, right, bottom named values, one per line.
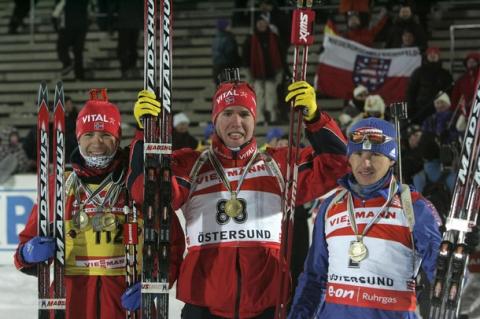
left=128, top=112, right=348, bottom=318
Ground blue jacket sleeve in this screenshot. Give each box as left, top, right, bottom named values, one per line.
left=413, top=197, right=442, bottom=283
left=288, top=196, right=334, bottom=319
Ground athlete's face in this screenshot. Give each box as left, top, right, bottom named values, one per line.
left=78, top=131, right=118, bottom=156
left=215, top=106, right=255, bottom=148
left=349, top=151, right=394, bottom=186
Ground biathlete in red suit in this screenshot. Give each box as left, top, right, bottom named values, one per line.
left=14, top=90, right=185, bottom=319
left=126, top=79, right=348, bottom=318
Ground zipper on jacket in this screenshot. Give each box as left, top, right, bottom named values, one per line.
left=234, top=248, right=241, bottom=319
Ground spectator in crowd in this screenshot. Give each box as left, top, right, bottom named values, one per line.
left=172, top=112, right=199, bottom=151
left=399, top=27, right=421, bottom=49
left=0, top=128, right=31, bottom=178
left=117, top=0, right=143, bottom=79
left=243, top=16, right=284, bottom=125
left=8, top=0, right=38, bottom=34
left=412, top=132, right=455, bottom=219
left=338, top=0, right=370, bottom=26
left=347, top=94, right=386, bottom=131
left=52, top=0, right=89, bottom=80
left=338, top=85, right=369, bottom=133
left=451, top=52, right=480, bottom=112
left=342, top=9, right=387, bottom=47
left=344, top=85, right=369, bottom=117
left=255, top=0, right=291, bottom=71
left=422, top=91, right=459, bottom=145
left=406, top=46, right=453, bottom=124
left=212, top=18, right=241, bottom=85
left=401, top=124, right=424, bottom=184
left=384, top=2, right=427, bottom=52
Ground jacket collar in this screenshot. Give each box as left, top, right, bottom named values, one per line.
left=211, top=134, right=258, bottom=164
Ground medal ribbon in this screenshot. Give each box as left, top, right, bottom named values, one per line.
left=346, top=175, right=398, bottom=242
left=207, top=147, right=259, bottom=200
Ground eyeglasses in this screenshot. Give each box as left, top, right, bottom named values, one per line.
left=349, top=130, right=392, bottom=145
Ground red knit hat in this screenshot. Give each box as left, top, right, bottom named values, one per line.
left=76, top=89, right=121, bottom=140
left=212, top=81, right=256, bottom=123
left=426, top=47, right=440, bottom=56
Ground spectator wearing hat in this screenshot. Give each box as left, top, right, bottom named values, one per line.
left=172, top=112, right=199, bottom=151
left=406, top=47, right=453, bottom=124
left=289, top=117, right=442, bottom=319
left=255, top=0, right=291, bottom=71
left=128, top=79, right=348, bottom=317
left=345, top=85, right=369, bottom=116
left=422, top=91, right=459, bottom=145
left=338, top=85, right=369, bottom=134
left=14, top=89, right=185, bottom=319
left=451, top=52, right=480, bottom=113
left=243, top=16, right=285, bottom=124
left=347, top=94, right=386, bottom=132
left=212, top=18, right=241, bottom=85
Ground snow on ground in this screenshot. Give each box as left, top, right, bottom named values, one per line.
left=0, top=264, right=184, bottom=318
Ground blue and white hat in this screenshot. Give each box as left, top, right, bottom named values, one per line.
left=347, top=118, right=397, bottom=161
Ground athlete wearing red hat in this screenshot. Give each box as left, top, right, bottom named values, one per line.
left=125, top=79, right=348, bottom=318
left=14, top=89, right=185, bottom=319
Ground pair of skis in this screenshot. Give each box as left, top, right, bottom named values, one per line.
left=276, top=1, right=315, bottom=318
left=141, top=0, right=174, bottom=318
left=36, top=81, right=66, bottom=318
left=430, top=72, right=480, bottom=318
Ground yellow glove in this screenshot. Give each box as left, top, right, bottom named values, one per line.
left=285, top=81, right=318, bottom=121
left=133, top=90, right=161, bottom=128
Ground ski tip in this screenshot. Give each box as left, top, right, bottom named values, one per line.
left=37, top=82, right=48, bottom=106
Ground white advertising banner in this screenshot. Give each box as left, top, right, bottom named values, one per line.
left=0, top=174, right=36, bottom=265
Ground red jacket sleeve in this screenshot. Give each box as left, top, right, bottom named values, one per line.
left=270, top=111, right=348, bottom=205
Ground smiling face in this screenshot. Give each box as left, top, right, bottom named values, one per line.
left=348, top=151, right=394, bottom=186
left=215, top=106, right=255, bottom=148
left=78, top=131, right=118, bottom=157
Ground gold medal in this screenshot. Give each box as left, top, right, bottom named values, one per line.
left=73, top=207, right=89, bottom=230
left=225, top=192, right=243, bottom=218
left=348, top=240, right=368, bottom=262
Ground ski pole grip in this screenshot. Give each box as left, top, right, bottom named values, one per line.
left=290, top=8, right=315, bottom=45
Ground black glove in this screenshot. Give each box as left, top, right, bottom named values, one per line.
left=465, top=226, right=479, bottom=253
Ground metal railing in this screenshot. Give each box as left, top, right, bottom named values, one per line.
left=449, top=24, right=480, bottom=73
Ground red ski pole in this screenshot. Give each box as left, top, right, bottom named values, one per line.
left=276, top=1, right=315, bottom=318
